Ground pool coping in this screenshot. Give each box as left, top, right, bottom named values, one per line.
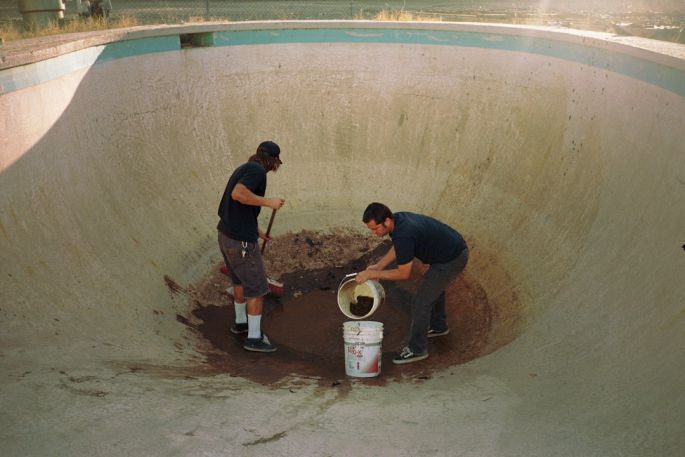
left=1, top=20, right=684, bottom=96
left=2, top=21, right=684, bottom=69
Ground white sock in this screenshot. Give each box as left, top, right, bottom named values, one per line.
left=247, top=314, right=262, bottom=339
left=234, top=302, right=247, bottom=324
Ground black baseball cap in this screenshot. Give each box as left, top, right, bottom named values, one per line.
left=257, top=141, right=282, bottom=163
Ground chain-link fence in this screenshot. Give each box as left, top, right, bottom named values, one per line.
left=1, top=1, right=684, bottom=42
left=0, top=1, right=568, bottom=24
left=134, top=1, right=435, bottom=22
left=70, top=1, right=422, bottom=23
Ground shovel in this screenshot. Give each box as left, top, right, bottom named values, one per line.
left=221, top=208, right=284, bottom=296
left=261, top=207, right=277, bottom=255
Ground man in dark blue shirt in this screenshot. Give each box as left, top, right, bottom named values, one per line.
left=217, top=141, right=285, bottom=353
left=356, top=202, right=469, bottom=364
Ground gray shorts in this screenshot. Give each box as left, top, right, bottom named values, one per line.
left=218, top=231, right=269, bottom=299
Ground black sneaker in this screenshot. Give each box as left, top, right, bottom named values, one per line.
left=230, top=323, right=248, bottom=335
left=427, top=327, right=450, bottom=338
left=392, top=346, right=428, bottom=365
left=243, top=334, right=277, bottom=353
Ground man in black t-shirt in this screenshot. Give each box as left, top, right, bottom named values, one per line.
left=356, top=202, right=469, bottom=364
left=217, top=141, right=285, bottom=353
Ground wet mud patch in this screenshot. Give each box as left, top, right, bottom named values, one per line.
left=174, top=229, right=523, bottom=387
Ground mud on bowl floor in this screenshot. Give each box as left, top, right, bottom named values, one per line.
left=169, top=229, right=524, bottom=388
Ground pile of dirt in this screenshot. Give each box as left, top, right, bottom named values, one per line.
left=172, top=228, right=514, bottom=387
left=261, top=229, right=385, bottom=280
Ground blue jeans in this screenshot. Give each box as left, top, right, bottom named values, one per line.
left=407, top=247, right=469, bottom=354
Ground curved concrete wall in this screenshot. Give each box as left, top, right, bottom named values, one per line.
left=1, top=22, right=684, bottom=456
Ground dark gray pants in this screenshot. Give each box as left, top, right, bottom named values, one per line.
left=407, top=248, right=469, bottom=354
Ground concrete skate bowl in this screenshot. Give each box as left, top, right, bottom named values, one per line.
left=1, top=22, right=684, bottom=457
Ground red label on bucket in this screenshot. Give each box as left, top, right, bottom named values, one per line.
left=344, top=341, right=382, bottom=376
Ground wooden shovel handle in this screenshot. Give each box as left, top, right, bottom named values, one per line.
left=261, top=208, right=277, bottom=255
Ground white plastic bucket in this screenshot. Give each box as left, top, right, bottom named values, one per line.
left=343, top=321, right=383, bottom=377
left=337, top=273, right=385, bottom=319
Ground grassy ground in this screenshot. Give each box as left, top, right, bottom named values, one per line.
left=0, top=15, right=140, bottom=42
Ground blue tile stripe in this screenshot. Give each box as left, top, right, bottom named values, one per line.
left=211, top=28, right=685, bottom=97
left=0, top=35, right=179, bottom=94
left=1, top=27, right=683, bottom=96
left=95, top=35, right=180, bottom=63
